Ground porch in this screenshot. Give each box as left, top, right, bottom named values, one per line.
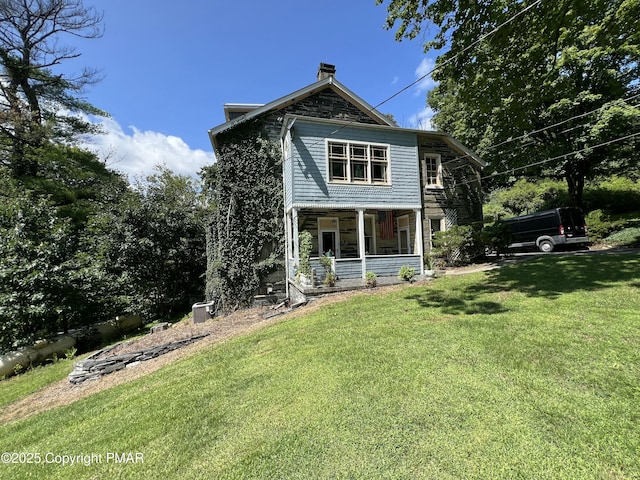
left=285, top=207, right=425, bottom=287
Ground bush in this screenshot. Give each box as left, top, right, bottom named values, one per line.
left=481, top=221, right=512, bottom=255
left=432, top=225, right=477, bottom=266
left=398, top=265, right=416, bottom=282
left=583, top=177, right=640, bottom=214
left=365, top=272, right=377, bottom=288
left=484, top=178, right=567, bottom=220
left=603, top=227, right=640, bottom=246
left=584, top=210, right=613, bottom=242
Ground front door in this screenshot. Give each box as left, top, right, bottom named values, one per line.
left=318, top=217, right=340, bottom=257
left=321, top=231, right=336, bottom=257
left=398, top=214, right=411, bottom=254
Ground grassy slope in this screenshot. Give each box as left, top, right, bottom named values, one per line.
left=0, top=359, right=76, bottom=408
left=1, top=254, right=639, bottom=479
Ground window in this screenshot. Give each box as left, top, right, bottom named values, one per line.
left=328, top=140, right=389, bottom=184
left=329, top=143, right=347, bottom=181
left=423, top=153, right=442, bottom=188
left=429, top=218, right=444, bottom=250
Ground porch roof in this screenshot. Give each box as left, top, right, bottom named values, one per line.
left=287, top=203, right=422, bottom=213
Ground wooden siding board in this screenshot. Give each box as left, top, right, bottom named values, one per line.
left=418, top=138, right=484, bottom=227
left=290, top=120, right=421, bottom=207
left=366, top=255, right=421, bottom=276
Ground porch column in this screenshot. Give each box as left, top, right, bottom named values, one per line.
left=358, top=208, right=366, bottom=278
left=292, top=208, right=299, bottom=266
left=414, top=208, right=424, bottom=274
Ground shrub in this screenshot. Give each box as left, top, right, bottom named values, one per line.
left=398, top=265, right=416, bottom=282
left=365, top=272, right=377, bottom=288
left=603, top=227, right=640, bottom=247
left=583, top=177, right=640, bottom=214
left=432, top=225, right=476, bottom=266
left=585, top=210, right=612, bottom=242
left=481, top=221, right=512, bottom=255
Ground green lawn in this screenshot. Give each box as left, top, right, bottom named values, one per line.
left=1, top=253, right=639, bottom=479
left=0, top=358, right=76, bottom=408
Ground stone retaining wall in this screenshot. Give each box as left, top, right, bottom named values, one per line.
left=68, top=334, right=208, bottom=384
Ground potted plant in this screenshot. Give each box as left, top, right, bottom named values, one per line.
left=319, top=253, right=337, bottom=287
left=398, top=265, right=416, bottom=282
left=424, top=253, right=436, bottom=277
left=365, top=271, right=377, bottom=288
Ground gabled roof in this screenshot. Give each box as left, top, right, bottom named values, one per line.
left=208, top=76, right=394, bottom=152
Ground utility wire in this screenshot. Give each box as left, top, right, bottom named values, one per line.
left=441, top=94, right=640, bottom=167
left=306, top=0, right=544, bottom=148
left=453, top=130, right=640, bottom=187
left=369, top=0, right=543, bottom=112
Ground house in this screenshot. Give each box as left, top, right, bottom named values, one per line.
left=207, top=63, right=485, bottom=303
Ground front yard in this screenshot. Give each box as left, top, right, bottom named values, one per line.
left=1, top=253, right=638, bottom=479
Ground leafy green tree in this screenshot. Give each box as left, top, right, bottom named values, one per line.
left=92, top=167, right=208, bottom=321
left=0, top=168, right=107, bottom=350
left=378, top=0, right=640, bottom=207
left=0, top=0, right=105, bottom=176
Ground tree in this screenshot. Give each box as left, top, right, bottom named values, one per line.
left=0, top=166, right=110, bottom=351
left=0, top=0, right=105, bottom=176
left=92, top=167, right=208, bottom=321
left=378, top=0, right=640, bottom=207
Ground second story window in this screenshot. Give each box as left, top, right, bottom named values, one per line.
left=423, top=153, right=442, bottom=188
left=328, top=140, right=390, bottom=185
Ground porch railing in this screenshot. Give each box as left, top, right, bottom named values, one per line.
left=364, top=254, right=422, bottom=277
left=288, top=254, right=422, bottom=282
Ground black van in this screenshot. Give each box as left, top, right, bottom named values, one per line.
left=503, top=207, right=589, bottom=252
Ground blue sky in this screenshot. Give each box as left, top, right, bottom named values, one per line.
left=66, top=0, right=438, bottom=179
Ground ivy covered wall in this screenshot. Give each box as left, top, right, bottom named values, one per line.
left=203, top=120, right=284, bottom=312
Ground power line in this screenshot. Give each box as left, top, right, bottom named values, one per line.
left=454, top=130, right=640, bottom=187
left=484, top=93, right=640, bottom=152
left=370, top=0, right=543, bottom=112
left=305, top=0, right=544, bottom=149
left=441, top=94, right=640, bottom=168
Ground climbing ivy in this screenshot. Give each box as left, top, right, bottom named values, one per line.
left=203, top=120, right=284, bottom=312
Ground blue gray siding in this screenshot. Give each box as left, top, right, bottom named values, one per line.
left=288, top=120, right=421, bottom=208
left=365, top=255, right=421, bottom=276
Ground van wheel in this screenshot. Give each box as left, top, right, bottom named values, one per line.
left=538, top=240, right=554, bottom=252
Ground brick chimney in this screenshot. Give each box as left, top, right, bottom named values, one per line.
left=317, top=63, right=336, bottom=81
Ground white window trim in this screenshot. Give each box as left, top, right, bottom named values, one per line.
left=423, top=153, right=443, bottom=189
left=326, top=139, right=391, bottom=186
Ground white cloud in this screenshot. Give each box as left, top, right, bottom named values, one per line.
left=83, top=116, right=216, bottom=181
left=413, top=58, right=437, bottom=96
left=408, top=106, right=436, bottom=131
